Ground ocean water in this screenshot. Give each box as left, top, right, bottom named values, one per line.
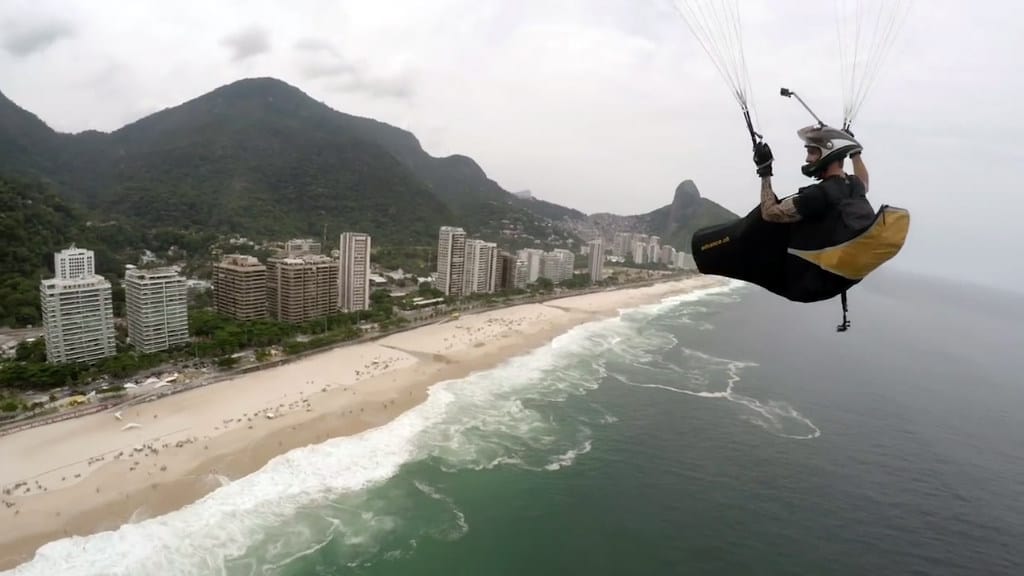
left=8, top=272, right=1024, bottom=576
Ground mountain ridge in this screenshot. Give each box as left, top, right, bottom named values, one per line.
left=0, top=76, right=737, bottom=250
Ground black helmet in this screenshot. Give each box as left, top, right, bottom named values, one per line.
left=798, top=124, right=862, bottom=178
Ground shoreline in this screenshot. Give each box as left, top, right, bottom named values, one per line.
left=0, top=274, right=727, bottom=570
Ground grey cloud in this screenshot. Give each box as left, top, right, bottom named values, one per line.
left=2, top=19, right=73, bottom=57
left=294, top=38, right=337, bottom=54
left=295, top=37, right=347, bottom=77
left=330, top=73, right=414, bottom=99
left=221, top=26, right=271, bottom=61
left=302, top=61, right=356, bottom=80
left=295, top=38, right=413, bottom=99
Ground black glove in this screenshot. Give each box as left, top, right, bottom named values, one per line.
left=753, top=141, right=773, bottom=177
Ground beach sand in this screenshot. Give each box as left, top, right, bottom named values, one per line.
left=0, top=275, right=726, bottom=569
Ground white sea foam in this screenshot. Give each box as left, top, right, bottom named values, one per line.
left=544, top=440, right=594, bottom=471
left=413, top=481, right=468, bottom=541
left=8, top=383, right=455, bottom=575
left=5, top=279, right=743, bottom=576
left=619, top=346, right=821, bottom=440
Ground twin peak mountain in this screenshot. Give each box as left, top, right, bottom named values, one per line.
left=0, top=77, right=736, bottom=250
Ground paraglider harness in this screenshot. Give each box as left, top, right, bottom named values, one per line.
left=725, top=86, right=856, bottom=332
left=673, top=0, right=912, bottom=333
left=732, top=88, right=907, bottom=333
left=739, top=84, right=857, bottom=332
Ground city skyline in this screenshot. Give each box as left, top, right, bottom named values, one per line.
left=27, top=225, right=694, bottom=365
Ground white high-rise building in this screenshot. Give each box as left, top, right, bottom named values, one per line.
left=542, top=249, right=575, bottom=284
left=513, top=258, right=529, bottom=289
left=612, top=233, right=630, bottom=259
left=55, top=245, right=96, bottom=280
left=40, top=247, right=116, bottom=364
left=339, top=232, right=372, bottom=311
left=283, top=238, right=322, bottom=257
left=675, top=252, right=697, bottom=270
left=516, top=248, right=545, bottom=283
left=587, top=239, right=604, bottom=283
left=436, top=226, right=467, bottom=296
left=124, top=266, right=189, bottom=353
left=647, top=236, right=661, bottom=263
left=665, top=245, right=679, bottom=266
left=632, top=241, right=647, bottom=265
left=463, top=239, right=498, bottom=294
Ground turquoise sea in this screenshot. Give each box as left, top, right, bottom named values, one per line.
left=8, top=272, right=1023, bottom=575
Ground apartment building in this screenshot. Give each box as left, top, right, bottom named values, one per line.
left=463, top=239, right=498, bottom=294
left=40, top=246, right=116, bottom=364
left=213, top=254, right=268, bottom=321
left=339, top=232, right=371, bottom=312
left=588, top=239, right=605, bottom=283
left=266, top=255, right=339, bottom=324
left=124, top=266, right=189, bottom=353
left=436, top=226, right=467, bottom=296
left=542, top=249, right=575, bottom=284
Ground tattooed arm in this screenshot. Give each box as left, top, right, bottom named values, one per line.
left=759, top=176, right=802, bottom=223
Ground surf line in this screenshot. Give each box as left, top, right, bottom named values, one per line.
left=626, top=357, right=821, bottom=440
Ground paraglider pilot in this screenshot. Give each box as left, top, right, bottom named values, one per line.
left=753, top=126, right=874, bottom=235
left=689, top=122, right=910, bottom=332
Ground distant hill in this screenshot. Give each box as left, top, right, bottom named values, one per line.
left=0, top=77, right=736, bottom=252
left=1, top=79, right=457, bottom=246
left=0, top=78, right=587, bottom=248
left=638, top=179, right=737, bottom=250
left=584, top=180, right=737, bottom=251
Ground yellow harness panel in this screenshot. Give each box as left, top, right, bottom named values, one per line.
left=788, top=206, right=910, bottom=280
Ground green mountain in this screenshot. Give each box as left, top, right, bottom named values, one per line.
left=0, top=78, right=590, bottom=248
left=1, top=79, right=454, bottom=246
left=0, top=77, right=734, bottom=251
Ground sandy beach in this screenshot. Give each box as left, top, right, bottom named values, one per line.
left=0, top=275, right=726, bottom=569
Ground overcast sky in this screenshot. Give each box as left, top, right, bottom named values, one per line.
left=1, top=0, right=1021, bottom=291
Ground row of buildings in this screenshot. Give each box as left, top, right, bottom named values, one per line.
left=211, top=232, right=372, bottom=323
left=611, top=232, right=666, bottom=265
left=39, top=245, right=189, bottom=364
left=609, top=232, right=695, bottom=269
left=38, top=233, right=373, bottom=365
left=435, top=226, right=605, bottom=296
left=37, top=228, right=688, bottom=365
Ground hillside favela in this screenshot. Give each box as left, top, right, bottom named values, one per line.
left=2, top=3, right=1022, bottom=575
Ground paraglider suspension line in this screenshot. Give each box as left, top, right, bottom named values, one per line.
left=837, top=290, right=851, bottom=332
left=743, top=107, right=761, bottom=147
